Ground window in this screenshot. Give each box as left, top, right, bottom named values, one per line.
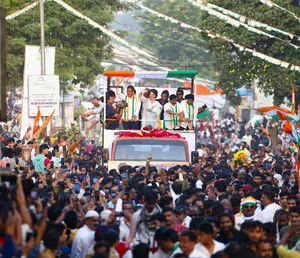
left=114, top=139, right=187, bottom=162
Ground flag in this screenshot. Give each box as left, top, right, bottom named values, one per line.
left=297, top=154, right=300, bottom=193
left=257, top=106, right=300, bottom=122
left=34, top=109, right=55, bottom=139
left=33, top=107, right=41, bottom=134
left=292, top=85, right=296, bottom=114
left=277, top=111, right=300, bottom=145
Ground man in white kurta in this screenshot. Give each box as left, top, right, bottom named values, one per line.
left=163, top=94, right=184, bottom=130
left=260, top=190, right=281, bottom=223
left=180, top=94, right=196, bottom=130
left=116, top=85, right=141, bottom=130
left=71, top=210, right=99, bottom=258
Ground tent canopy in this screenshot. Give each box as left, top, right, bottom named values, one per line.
left=104, top=70, right=198, bottom=79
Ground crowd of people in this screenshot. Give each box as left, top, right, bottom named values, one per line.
left=0, top=87, right=299, bottom=258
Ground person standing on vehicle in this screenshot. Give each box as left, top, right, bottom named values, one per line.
left=163, top=94, right=183, bottom=130
left=116, top=84, right=141, bottom=130
left=180, top=94, right=196, bottom=130
left=157, top=90, right=169, bottom=120
left=176, top=89, right=185, bottom=103
left=81, top=96, right=104, bottom=133
left=105, top=91, right=124, bottom=130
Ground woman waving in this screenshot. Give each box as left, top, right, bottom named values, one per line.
left=139, top=89, right=162, bottom=129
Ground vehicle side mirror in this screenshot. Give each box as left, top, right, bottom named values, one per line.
left=191, top=151, right=199, bottom=165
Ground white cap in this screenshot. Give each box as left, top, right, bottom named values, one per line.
left=100, top=210, right=112, bottom=222
left=274, top=174, right=283, bottom=187
left=196, top=180, right=203, bottom=189
left=85, top=210, right=99, bottom=219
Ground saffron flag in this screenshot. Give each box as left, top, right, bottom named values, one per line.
left=33, top=107, right=41, bottom=134
left=34, top=109, right=55, bottom=139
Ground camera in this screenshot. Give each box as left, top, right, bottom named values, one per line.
left=115, top=101, right=128, bottom=109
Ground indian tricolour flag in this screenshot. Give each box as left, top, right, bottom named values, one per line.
left=257, top=106, right=300, bottom=123
left=277, top=111, right=300, bottom=145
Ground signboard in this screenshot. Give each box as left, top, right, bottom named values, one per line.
left=28, top=75, right=60, bottom=116
left=20, top=45, right=56, bottom=139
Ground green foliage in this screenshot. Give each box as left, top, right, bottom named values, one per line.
left=138, top=0, right=216, bottom=81
left=195, top=0, right=300, bottom=106
left=74, top=104, right=86, bottom=121
left=56, top=123, right=79, bottom=139
left=5, top=0, right=129, bottom=89
left=139, top=0, right=300, bottom=105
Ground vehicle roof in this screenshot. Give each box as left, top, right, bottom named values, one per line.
left=104, top=70, right=198, bottom=79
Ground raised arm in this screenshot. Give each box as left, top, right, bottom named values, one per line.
left=116, top=86, right=126, bottom=101
left=138, top=90, right=147, bottom=103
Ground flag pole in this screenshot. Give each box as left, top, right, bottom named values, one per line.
left=292, top=86, right=296, bottom=114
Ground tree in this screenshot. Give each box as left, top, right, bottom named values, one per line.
left=4, top=0, right=129, bottom=89
left=139, top=0, right=300, bottom=105
left=192, top=0, right=300, bottom=106
left=138, top=0, right=216, bottom=81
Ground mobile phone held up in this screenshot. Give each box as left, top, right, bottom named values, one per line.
left=105, top=188, right=110, bottom=199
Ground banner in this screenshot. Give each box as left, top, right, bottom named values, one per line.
left=20, top=45, right=56, bottom=139
left=28, top=75, right=60, bottom=116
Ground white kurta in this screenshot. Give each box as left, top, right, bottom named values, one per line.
left=117, top=89, right=141, bottom=120
left=163, top=102, right=182, bottom=129
left=194, top=240, right=225, bottom=258
left=139, top=95, right=162, bottom=128
left=261, top=202, right=281, bottom=223
left=180, top=100, right=195, bottom=129
left=71, top=225, right=95, bottom=258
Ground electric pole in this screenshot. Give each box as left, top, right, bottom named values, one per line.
left=40, top=0, right=46, bottom=75
left=0, top=7, right=7, bottom=122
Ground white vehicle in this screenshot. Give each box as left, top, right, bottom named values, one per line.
left=103, top=70, right=199, bottom=170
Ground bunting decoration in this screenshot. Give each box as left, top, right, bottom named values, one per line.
left=205, top=2, right=299, bottom=41
left=127, top=0, right=300, bottom=72
left=185, top=0, right=299, bottom=49
left=6, top=0, right=165, bottom=66
left=259, top=0, right=300, bottom=22
left=113, top=19, right=206, bottom=50
left=52, top=0, right=161, bottom=63
left=8, top=0, right=300, bottom=73
left=6, top=1, right=39, bottom=20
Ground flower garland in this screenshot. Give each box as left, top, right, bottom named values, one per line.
left=127, top=0, right=300, bottom=72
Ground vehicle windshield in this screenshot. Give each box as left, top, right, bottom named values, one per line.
left=114, top=139, right=187, bottom=162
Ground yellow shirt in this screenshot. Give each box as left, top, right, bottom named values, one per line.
left=277, top=245, right=300, bottom=258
